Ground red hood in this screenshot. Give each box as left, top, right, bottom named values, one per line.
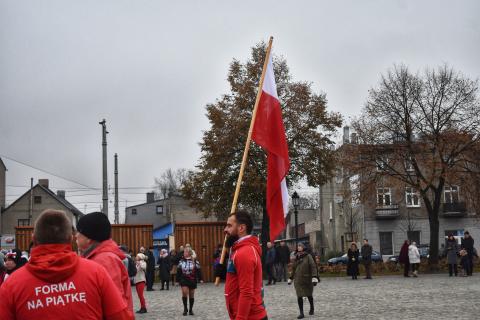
left=232, top=235, right=262, bottom=256
left=26, top=244, right=79, bottom=283
left=85, top=239, right=125, bottom=260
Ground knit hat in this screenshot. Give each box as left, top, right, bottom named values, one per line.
left=76, top=212, right=111, bottom=242
left=6, top=249, right=22, bottom=266
left=297, top=242, right=306, bottom=249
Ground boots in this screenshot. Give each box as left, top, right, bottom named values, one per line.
left=189, top=298, right=195, bottom=315
left=136, top=307, right=147, bottom=314
left=307, top=296, right=314, bottom=315
left=182, top=297, right=188, bottom=316
left=297, top=297, right=304, bottom=319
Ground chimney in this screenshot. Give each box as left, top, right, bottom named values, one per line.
left=343, top=126, right=350, bottom=144
left=146, top=192, right=155, bottom=204
left=57, top=190, right=66, bottom=199
left=38, top=179, right=49, bottom=189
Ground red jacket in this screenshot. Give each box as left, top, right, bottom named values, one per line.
left=0, top=244, right=133, bottom=320
left=84, top=239, right=133, bottom=312
left=225, top=235, right=268, bottom=320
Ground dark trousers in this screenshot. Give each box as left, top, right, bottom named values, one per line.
left=411, top=263, right=418, bottom=273
left=403, top=262, right=410, bottom=277
left=364, top=261, right=372, bottom=278
left=448, top=264, right=458, bottom=276
left=276, top=262, right=288, bottom=281
left=466, top=256, right=474, bottom=276
left=146, top=269, right=155, bottom=289
left=266, top=264, right=276, bottom=283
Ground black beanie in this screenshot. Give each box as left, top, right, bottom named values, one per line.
left=77, top=212, right=111, bottom=242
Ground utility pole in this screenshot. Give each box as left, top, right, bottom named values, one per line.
left=99, top=119, right=108, bottom=216
left=114, top=153, right=119, bottom=224
left=29, top=177, right=33, bottom=223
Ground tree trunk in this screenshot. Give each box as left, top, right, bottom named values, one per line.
left=424, top=187, right=443, bottom=271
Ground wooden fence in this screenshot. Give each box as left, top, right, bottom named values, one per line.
left=174, top=221, right=226, bottom=283
left=15, top=224, right=153, bottom=254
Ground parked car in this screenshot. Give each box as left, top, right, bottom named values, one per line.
left=387, top=244, right=431, bottom=264
left=328, top=251, right=382, bottom=265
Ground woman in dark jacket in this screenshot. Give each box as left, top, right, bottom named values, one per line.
left=446, top=234, right=459, bottom=276
left=157, top=249, right=171, bottom=290
left=399, top=240, right=410, bottom=277
left=169, top=249, right=179, bottom=287
left=347, top=242, right=360, bottom=280
left=288, top=242, right=319, bottom=319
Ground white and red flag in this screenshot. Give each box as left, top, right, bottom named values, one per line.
left=252, top=52, right=290, bottom=242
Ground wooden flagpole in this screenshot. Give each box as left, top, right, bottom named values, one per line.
left=215, top=36, right=274, bottom=286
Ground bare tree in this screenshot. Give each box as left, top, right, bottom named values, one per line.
left=154, top=168, right=188, bottom=199
left=342, top=64, right=480, bottom=268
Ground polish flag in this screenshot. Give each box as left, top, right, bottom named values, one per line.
left=252, top=51, right=290, bottom=241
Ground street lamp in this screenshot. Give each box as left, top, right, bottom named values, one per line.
left=292, top=191, right=300, bottom=246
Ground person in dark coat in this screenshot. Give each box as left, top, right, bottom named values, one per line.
left=169, top=249, right=179, bottom=287
left=361, top=239, right=373, bottom=279
left=213, top=243, right=227, bottom=280
left=461, top=231, right=475, bottom=276
left=288, top=242, right=319, bottom=319
left=347, top=242, right=360, bottom=280
left=399, top=240, right=410, bottom=277
left=446, top=234, right=459, bottom=276
left=157, top=249, right=171, bottom=290
left=144, top=247, right=156, bottom=291
left=265, top=241, right=277, bottom=285
left=276, top=241, right=291, bottom=282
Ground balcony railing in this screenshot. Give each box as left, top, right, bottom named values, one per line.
left=442, top=202, right=467, bottom=217
left=375, top=204, right=399, bottom=219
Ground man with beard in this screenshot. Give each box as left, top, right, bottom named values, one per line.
left=219, top=211, right=268, bottom=320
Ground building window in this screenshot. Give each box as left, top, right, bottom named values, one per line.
left=407, top=231, right=421, bottom=244
left=377, top=188, right=392, bottom=206
left=444, top=186, right=459, bottom=204
left=18, top=219, right=30, bottom=226
left=379, top=232, right=393, bottom=255
left=376, top=156, right=389, bottom=171
left=405, top=187, right=420, bottom=207
left=405, top=156, right=415, bottom=172
left=34, top=196, right=42, bottom=204
left=132, top=208, right=137, bottom=215
left=156, top=205, right=164, bottom=215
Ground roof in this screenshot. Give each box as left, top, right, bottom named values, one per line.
left=126, top=199, right=165, bottom=210
left=153, top=223, right=173, bottom=240
left=3, top=184, right=83, bottom=217
left=0, top=157, right=6, bottom=171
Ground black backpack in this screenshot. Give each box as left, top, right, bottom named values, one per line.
left=127, top=256, right=137, bottom=277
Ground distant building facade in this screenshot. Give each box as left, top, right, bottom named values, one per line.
left=125, top=193, right=215, bottom=229
left=1, top=179, right=83, bottom=246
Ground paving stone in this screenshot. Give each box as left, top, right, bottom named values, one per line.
left=132, top=274, right=480, bottom=319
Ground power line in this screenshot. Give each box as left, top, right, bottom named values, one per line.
left=1, top=155, right=94, bottom=189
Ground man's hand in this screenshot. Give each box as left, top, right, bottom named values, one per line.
left=312, top=277, right=318, bottom=286
left=287, top=279, right=292, bottom=285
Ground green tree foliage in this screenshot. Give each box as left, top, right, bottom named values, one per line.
left=183, top=42, right=342, bottom=220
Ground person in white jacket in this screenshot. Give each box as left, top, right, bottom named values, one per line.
left=135, top=253, right=148, bottom=314
left=408, top=242, right=421, bottom=277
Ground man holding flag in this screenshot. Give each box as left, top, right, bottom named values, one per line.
left=218, top=37, right=290, bottom=320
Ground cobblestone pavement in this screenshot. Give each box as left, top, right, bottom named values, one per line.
left=133, top=274, right=480, bottom=320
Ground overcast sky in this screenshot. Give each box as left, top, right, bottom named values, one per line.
left=1, top=0, right=479, bottom=222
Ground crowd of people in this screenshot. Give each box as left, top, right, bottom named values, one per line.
left=0, top=208, right=478, bottom=319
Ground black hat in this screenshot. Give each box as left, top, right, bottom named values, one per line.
left=77, top=212, right=111, bottom=242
